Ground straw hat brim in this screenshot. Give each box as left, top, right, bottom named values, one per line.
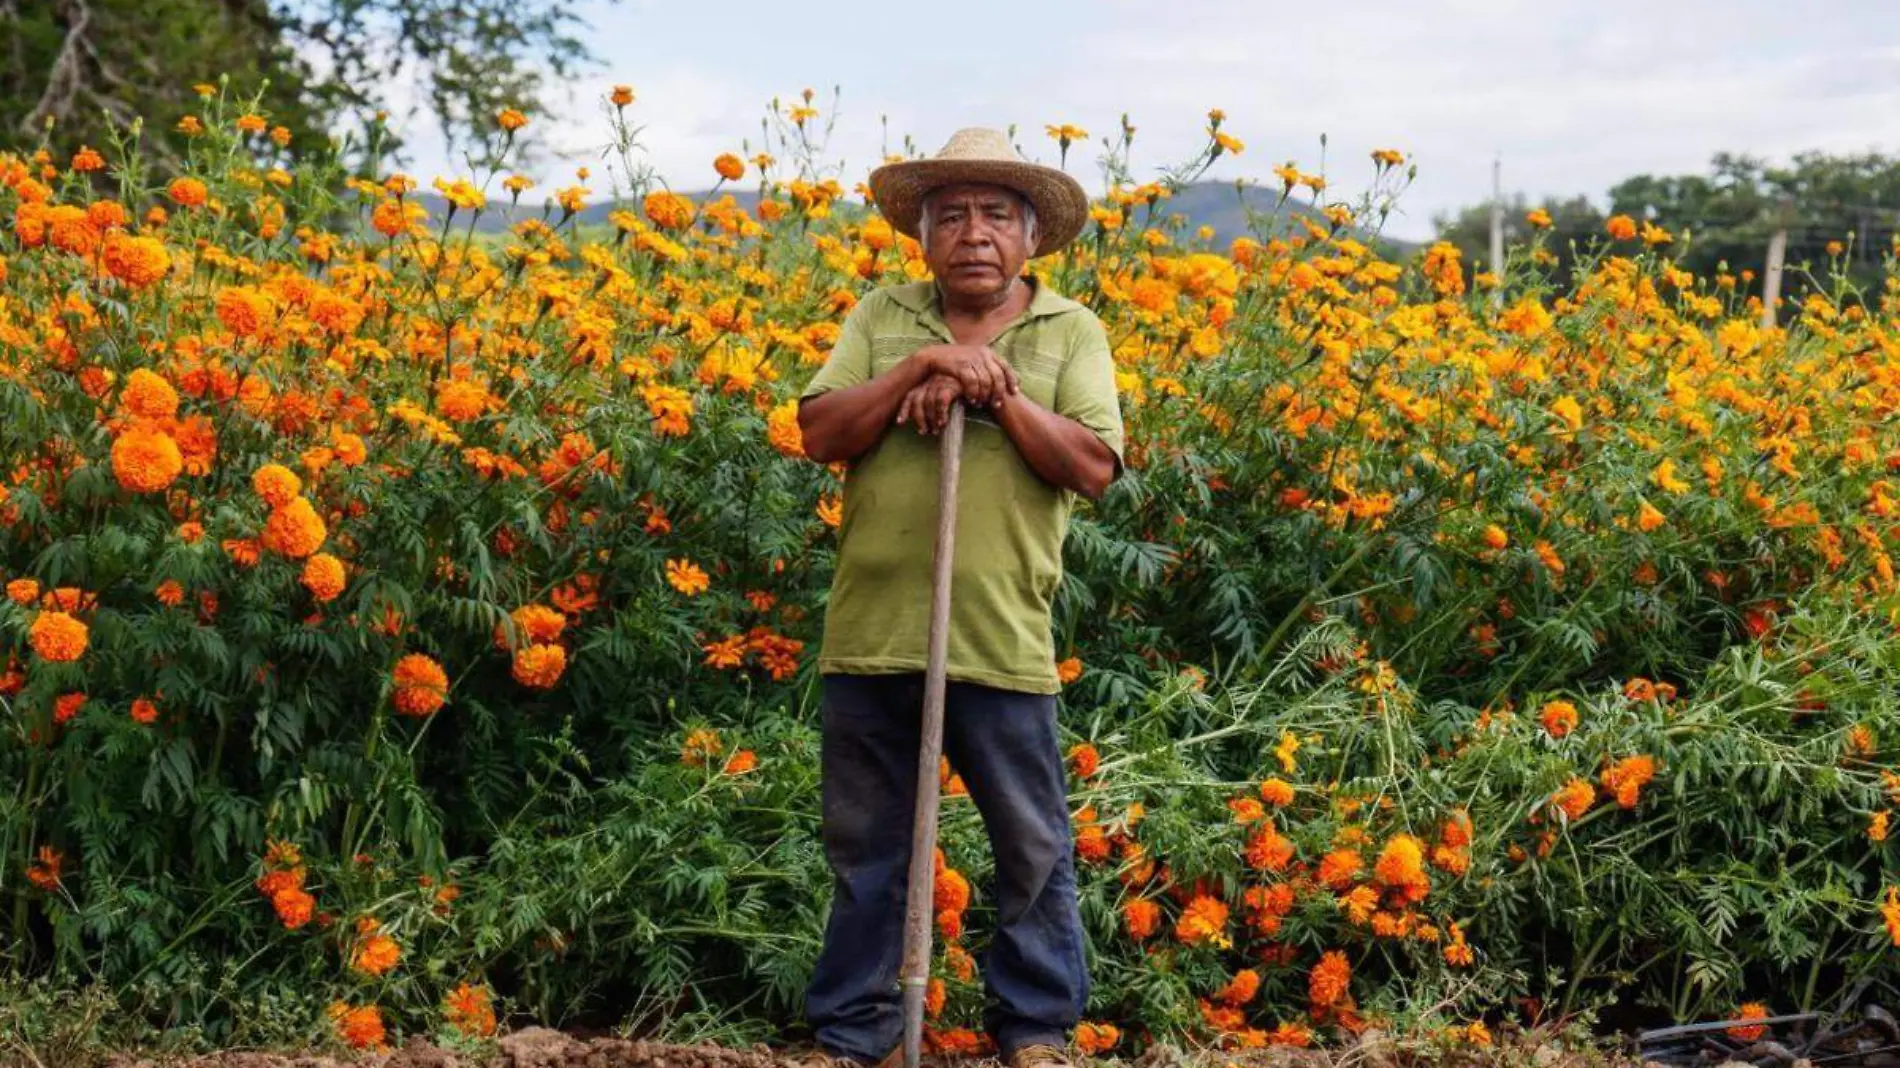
left=868, top=158, right=1089, bottom=258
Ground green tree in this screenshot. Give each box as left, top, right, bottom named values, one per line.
left=2, top=0, right=615, bottom=177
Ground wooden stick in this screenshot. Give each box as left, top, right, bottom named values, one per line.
left=900, top=402, right=965, bottom=1068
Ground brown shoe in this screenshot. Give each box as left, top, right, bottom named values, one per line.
left=1009, top=1044, right=1074, bottom=1068
left=794, top=1045, right=905, bottom=1068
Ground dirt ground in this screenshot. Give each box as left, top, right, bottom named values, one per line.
left=94, top=1029, right=1365, bottom=1068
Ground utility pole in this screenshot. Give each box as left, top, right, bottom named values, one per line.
left=1761, top=197, right=1791, bottom=328
left=1489, top=154, right=1505, bottom=308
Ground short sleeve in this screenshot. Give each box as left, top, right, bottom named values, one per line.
left=1053, top=312, right=1126, bottom=472
left=800, top=294, right=877, bottom=401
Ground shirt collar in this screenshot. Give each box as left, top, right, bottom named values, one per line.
left=888, top=274, right=1082, bottom=336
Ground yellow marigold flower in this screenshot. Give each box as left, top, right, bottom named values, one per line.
left=665, top=558, right=710, bottom=596
left=766, top=400, right=804, bottom=458
left=251, top=463, right=302, bottom=508
left=112, top=426, right=184, bottom=494
left=1274, top=729, right=1301, bottom=773
left=262, top=497, right=327, bottom=559
left=510, top=643, right=567, bottom=689
left=392, top=653, right=449, bottom=717
left=432, top=177, right=486, bottom=212
left=300, top=553, right=346, bottom=603
left=1526, top=208, right=1553, bottom=228
left=120, top=368, right=179, bottom=420
left=1549, top=394, right=1584, bottom=432
left=29, top=610, right=89, bottom=662
left=101, top=231, right=171, bottom=288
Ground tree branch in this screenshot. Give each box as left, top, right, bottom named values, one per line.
left=21, top=0, right=94, bottom=136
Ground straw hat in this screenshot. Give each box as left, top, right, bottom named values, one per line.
left=868, top=128, right=1089, bottom=258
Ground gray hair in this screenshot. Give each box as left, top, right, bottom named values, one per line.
left=918, top=186, right=1039, bottom=254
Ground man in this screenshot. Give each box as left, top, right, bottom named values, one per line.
left=796, top=127, right=1125, bottom=1068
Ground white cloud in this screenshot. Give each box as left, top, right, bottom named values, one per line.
left=380, top=0, right=1900, bottom=241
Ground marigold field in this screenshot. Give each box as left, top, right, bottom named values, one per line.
left=3, top=87, right=1900, bottom=1057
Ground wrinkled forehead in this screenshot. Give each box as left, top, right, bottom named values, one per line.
left=925, top=182, right=1026, bottom=213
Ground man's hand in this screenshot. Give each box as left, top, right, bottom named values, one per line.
left=895, top=373, right=966, bottom=434
left=915, top=344, right=1018, bottom=407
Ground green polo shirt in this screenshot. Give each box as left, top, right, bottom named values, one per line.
left=800, top=276, right=1125, bottom=694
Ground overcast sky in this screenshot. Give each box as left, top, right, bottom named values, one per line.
left=384, top=0, right=1900, bottom=242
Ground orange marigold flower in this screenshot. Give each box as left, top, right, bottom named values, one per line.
left=510, top=643, right=567, bottom=689
left=1551, top=778, right=1595, bottom=821
left=1067, top=742, right=1099, bottom=778
left=1606, top=214, right=1638, bottom=241
left=1075, top=1022, right=1120, bottom=1056
left=1056, top=657, right=1083, bottom=684
left=112, top=425, right=184, bottom=493
left=329, top=1002, right=386, bottom=1051
left=1122, top=897, right=1161, bottom=940
left=666, top=558, right=710, bottom=596
left=29, top=611, right=89, bottom=662
left=643, top=190, right=695, bottom=230
left=1600, top=755, right=1657, bottom=809
left=1244, top=826, right=1295, bottom=873
left=766, top=400, right=805, bottom=458
left=1308, top=949, right=1351, bottom=1008
left=1443, top=923, right=1475, bottom=966
left=262, top=497, right=327, bottom=559
left=497, top=604, right=567, bottom=649
left=272, top=886, right=315, bottom=928
left=934, top=867, right=971, bottom=914
left=26, top=846, right=63, bottom=891
left=1229, top=797, right=1266, bottom=824
left=130, top=697, right=158, bottom=724
left=1882, top=887, right=1900, bottom=946
left=351, top=932, right=401, bottom=976
left=722, top=749, right=758, bottom=775
left=1871, top=811, right=1890, bottom=843
left=391, top=653, right=449, bottom=716
left=714, top=153, right=746, bottom=181
left=1267, top=1022, right=1313, bottom=1047
left=1375, top=834, right=1431, bottom=903
left=300, top=553, right=346, bottom=603
left=436, top=379, right=489, bottom=422
left=120, top=368, right=180, bottom=419
left=251, top=462, right=302, bottom=507
left=443, top=982, right=498, bottom=1038
left=6, top=579, right=39, bottom=605
left=1539, top=699, right=1578, bottom=738
left=1214, top=968, right=1261, bottom=1006
left=1317, top=848, right=1363, bottom=890
left=101, top=231, right=171, bottom=288
left=1174, top=894, right=1230, bottom=946
left=167, top=177, right=208, bottom=207
left=1259, top=777, right=1295, bottom=806
left=1727, top=1002, right=1769, bottom=1043
left=681, top=727, right=723, bottom=766
left=215, top=285, right=273, bottom=337
left=923, top=976, right=946, bottom=1018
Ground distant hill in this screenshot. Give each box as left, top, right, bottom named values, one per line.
left=396, top=181, right=1415, bottom=256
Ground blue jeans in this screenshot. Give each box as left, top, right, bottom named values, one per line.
left=804, top=673, right=1088, bottom=1061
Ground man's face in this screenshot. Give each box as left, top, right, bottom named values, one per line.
left=921, top=183, right=1033, bottom=302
